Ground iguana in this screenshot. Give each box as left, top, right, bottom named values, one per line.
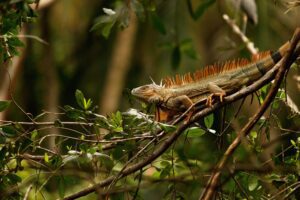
left=131, top=41, right=291, bottom=122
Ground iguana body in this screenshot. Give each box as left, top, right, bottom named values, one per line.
left=131, top=42, right=291, bottom=121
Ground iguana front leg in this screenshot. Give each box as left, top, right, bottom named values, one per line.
left=162, top=95, right=194, bottom=121
left=164, top=83, right=227, bottom=109
left=206, top=83, right=226, bottom=106
left=165, top=95, right=194, bottom=110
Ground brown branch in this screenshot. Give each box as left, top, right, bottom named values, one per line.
left=270, top=181, right=300, bottom=200
left=0, top=120, right=90, bottom=126
left=62, top=35, right=300, bottom=200
left=199, top=27, right=300, bottom=200
left=23, top=184, right=33, bottom=200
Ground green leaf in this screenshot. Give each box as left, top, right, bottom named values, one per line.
left=83, top=98, right=92, bottom=110
left=272, top=101, right=279, bottom=109
left=8, top=37, right=24, bottom=47
left=286, top=174, right=297, bottom=183
left=265, top=173, right=282, bottom=182
left=187, top=0, right=216, bottom=20
left=110, top=111, right=123, bottom=132
left=6, top=173, right=22, bottom=184
left=146, top=1, right=156, bottom=12
left=180, top=39, right=198, bottom=59
left=160, top=161, right=170, bottom=166
left=160, top=164, right=171, bottom=179
left=49, top=155, right=63, bottom=167
left=113, top=127, right=123, bottom=132
left=115, top=111, right=122, bottom=122
left=150, top=12, right=166, bottom=35
left=159, top=123, right=177, bottom=133
left=112, top=146, right=123, bottom=160
left=184, top=127, right=205, bottom=138
left=0, top=135, right=6, bottom=144
left=31, top=130, right=38, bottom=141
left=95, top=116, right=110, bottom=129
left=58, top=176, right=65, bottom=198
left=44, top=153, right=49, bottom=163
left=131, top=0, right=145, bottom=21
left=248, top=176, right=258, bottom=191
left=0, top=100, right=11, bottom=112
left=91, top=14, right=117, bottom=39
left=102, top=22, right=115, bottom=38
left=2, top=125, right=17, bottom=138
left=194, top=0, right=216, bottom=17
left=290, top=139, right=296, bottom=147
left=171, top=45, right=181, bottom=69
left=64, top=105, right=83, bottom=120
left=75, top=89, right=85, bottom=109
left=204, top=114, right=214, bottom=129
left=250, top=131, right=257, bottom=139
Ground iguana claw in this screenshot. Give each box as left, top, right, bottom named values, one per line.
left=206, top=92, right=226, bottom=106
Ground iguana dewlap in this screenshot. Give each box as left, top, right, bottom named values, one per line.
left=131, top=42, right=290, bottom=121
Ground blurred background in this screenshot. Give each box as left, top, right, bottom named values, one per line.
left=1, top=0, right=299, bottom=121
left=1, top=0, right=300, bottom=199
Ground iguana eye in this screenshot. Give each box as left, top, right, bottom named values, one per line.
left=139, top=85, right=153, bottom=92
left=141, top=86, right=149, bottom=90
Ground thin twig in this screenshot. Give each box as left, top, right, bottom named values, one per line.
left=23, top=184, right=33, bottom=200
left=231, top=174, right=250, bottom=200
left=0, top=34, right=48, bottom=45
left=269, top=181, right=300, bottom=200
left=107, top=137, right=157, bottom=189
left=222, top=14, right=258, bottom=54
left=0, top=120, right=94, bottom=126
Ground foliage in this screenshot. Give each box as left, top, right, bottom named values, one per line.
left=91, top=0, right=201, bottom=69
left=0, top=0, right=37, bottom=63
left=1, top=88, right=300, bottom=199
left=1, top=0, right=300, bottom=200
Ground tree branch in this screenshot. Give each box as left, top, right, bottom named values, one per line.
left=199, top=27, right=300, bottom=200
left=222, top=14, right=258, bottom=54
left=63, top=28, right=300, bottom=200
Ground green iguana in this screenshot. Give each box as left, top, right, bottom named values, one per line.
left=131, top=41, right=291, bottom=121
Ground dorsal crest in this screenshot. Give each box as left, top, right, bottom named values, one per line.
left=163, top=51, right=271, bottom=88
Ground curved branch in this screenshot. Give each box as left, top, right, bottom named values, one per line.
left=199, top=27, right=300, bottom=200
left=63, top=29, right=300, bottom=200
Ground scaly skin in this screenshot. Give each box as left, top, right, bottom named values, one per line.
left=131, top=42, right=291, bottom=121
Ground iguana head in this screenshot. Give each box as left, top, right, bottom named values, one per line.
left=131, top=84, right=164, bottom=104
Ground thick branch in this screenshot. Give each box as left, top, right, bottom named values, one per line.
left=199, top=27, right=300, bottom=200
left=63, top=46, right=299, bottom=200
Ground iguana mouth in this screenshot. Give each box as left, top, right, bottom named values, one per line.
left=131, top=84, right=163, bottom=102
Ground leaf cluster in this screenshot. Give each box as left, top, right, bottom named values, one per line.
left=0, top=0, right=37, bottom=62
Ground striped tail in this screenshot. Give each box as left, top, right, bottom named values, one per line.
left=252, top=41, right=291, bottom=76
